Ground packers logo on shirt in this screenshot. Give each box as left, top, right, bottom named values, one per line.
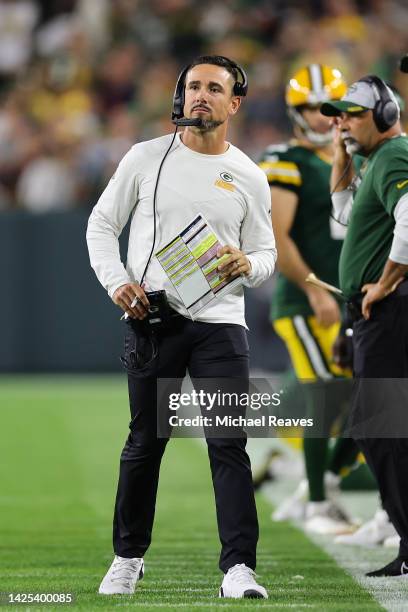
left=220, top=172, right=233, bottom=182
left=215, top=171, right=235, bottom=191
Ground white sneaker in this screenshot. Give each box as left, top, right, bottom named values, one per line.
left=305, top=500, right=357, bottom=535
left=98, top=555, right=144, bottom=595
left=384, top=535, right=400, bottom=548
left=335, top=509, right=396, bottom=546
left=219, top=564, right=268, bottom=599
left=272, top=479, right=308, bottom=522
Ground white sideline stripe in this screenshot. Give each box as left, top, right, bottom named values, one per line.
left=308, top=532, right=408, bottom=612
left=249, top=437, right=408, bottom=612
left=292, top=315, right=332, bottom=380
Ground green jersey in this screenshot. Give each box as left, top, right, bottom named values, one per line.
left=339, top=135, right=408, bottom=298
left=259, top=142, right=342, bottom=319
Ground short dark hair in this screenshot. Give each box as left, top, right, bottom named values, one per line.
left=188, top=55, right=239, bottom=86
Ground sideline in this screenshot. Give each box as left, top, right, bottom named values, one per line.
left=248, top=439, right=408, bottom=612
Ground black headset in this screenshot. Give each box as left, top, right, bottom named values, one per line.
left=359, top=75, right=399, bottom=132
left=172, top=56, right=248, bottom=122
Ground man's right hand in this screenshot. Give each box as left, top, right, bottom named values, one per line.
left=112, top=283, right=150, bottom=320
left=333, top=123, right=350, bottom=164
left=306, top=286, right=341, bottom=328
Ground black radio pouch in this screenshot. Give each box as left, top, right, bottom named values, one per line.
left=145, top=290, right=173, bottom=328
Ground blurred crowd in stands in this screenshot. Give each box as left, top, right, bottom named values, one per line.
left=0, top=0, right=406, bottom=212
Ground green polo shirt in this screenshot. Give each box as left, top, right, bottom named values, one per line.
left=339, top=135, right=408, bottom=298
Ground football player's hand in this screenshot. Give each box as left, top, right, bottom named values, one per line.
left=217, top=245, right=251, bottom=279
left=113, top=282, right=150, bottom=320
left=306, top=286, right=341, bottom=328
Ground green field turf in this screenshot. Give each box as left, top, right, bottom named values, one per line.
left=0, top=376, right=383, bottom=611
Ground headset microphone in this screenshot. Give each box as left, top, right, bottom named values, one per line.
left=174, top=117, right=204, bottom=127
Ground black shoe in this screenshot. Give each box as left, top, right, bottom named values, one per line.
left=366, top=556, right=408, bottom=577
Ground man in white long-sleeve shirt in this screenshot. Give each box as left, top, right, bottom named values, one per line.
left=87, top=55, right=276, bottom=599
left=321, top=76, right=408, bottom=578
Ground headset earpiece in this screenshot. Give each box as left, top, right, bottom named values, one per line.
left=360, top=75, right=399, bottom=133
left=216, top=55, right=248, bottom=97
left=172, top=65, right=190, bottom=121
left=232, top=66, right=248, bottom=97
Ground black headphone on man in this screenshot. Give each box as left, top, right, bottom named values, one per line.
left=172, top=56, right=248, bottom=123
left=359, top=75, right=400, bottom=132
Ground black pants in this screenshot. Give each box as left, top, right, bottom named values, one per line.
left=351, top=282, right=408, bottom=558
left=112, top=317, right=259, bottom=572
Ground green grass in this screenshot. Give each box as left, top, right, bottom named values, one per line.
left=0, top=376, right=383, bottom=611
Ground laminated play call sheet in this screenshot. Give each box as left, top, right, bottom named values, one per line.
left=155, top=215, right=242, bottom=317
